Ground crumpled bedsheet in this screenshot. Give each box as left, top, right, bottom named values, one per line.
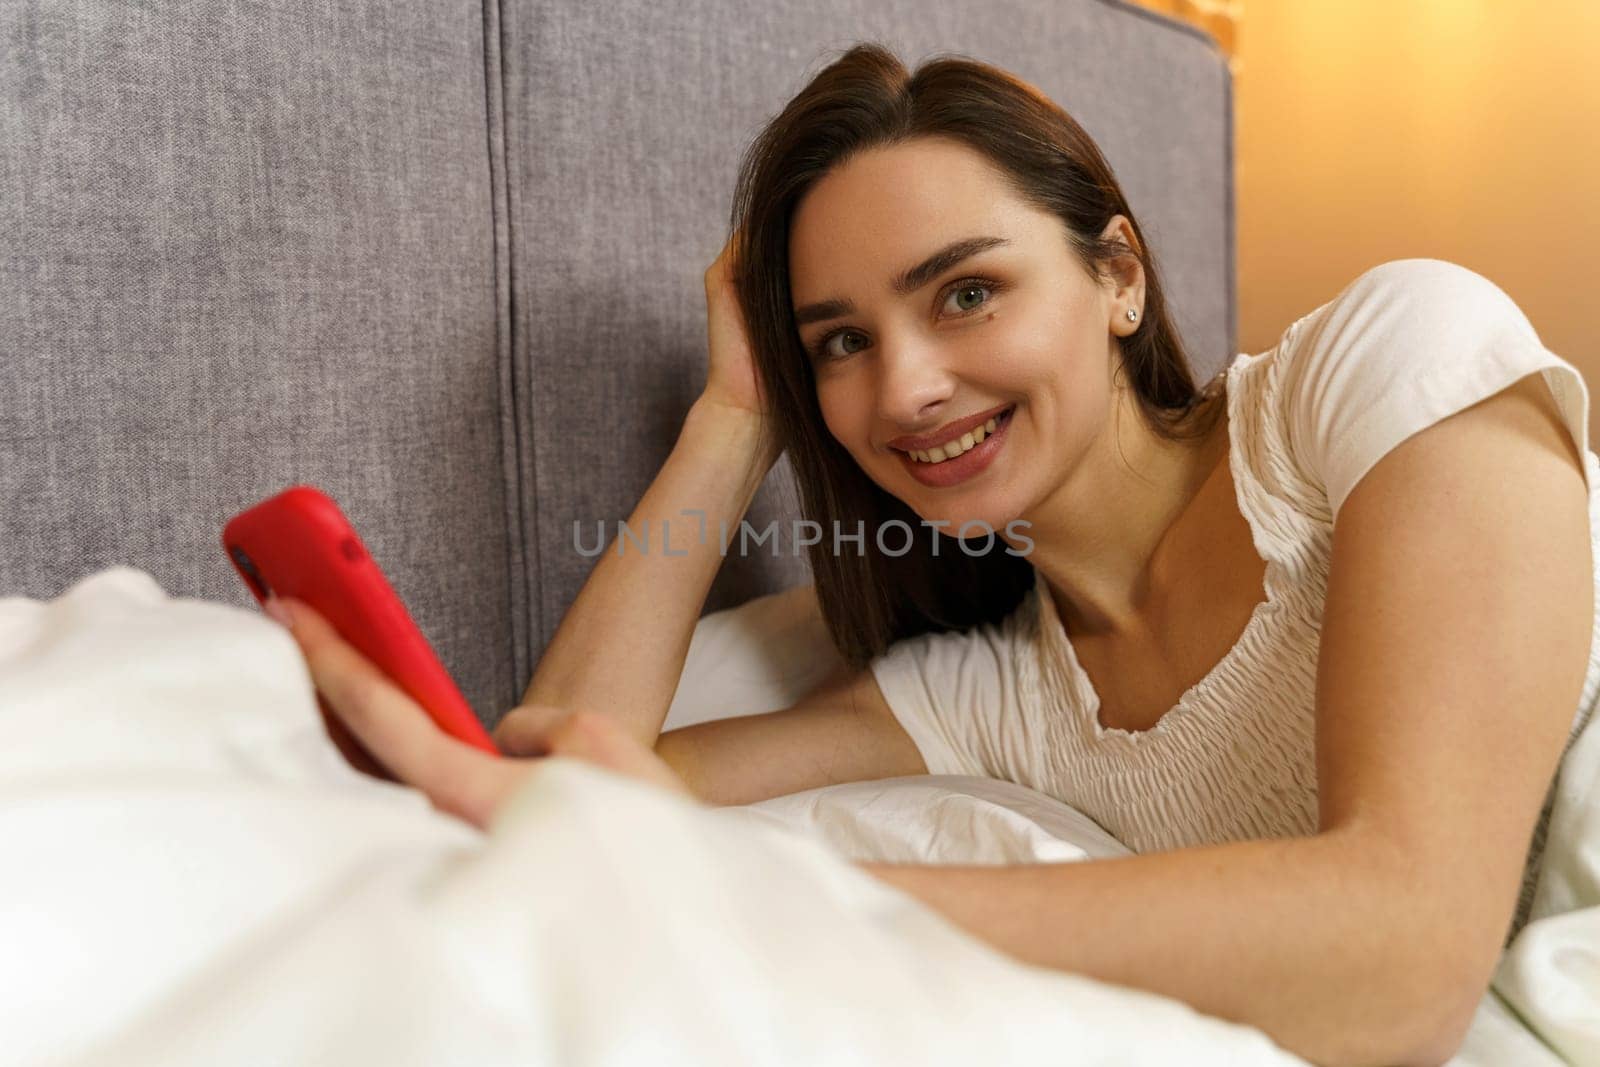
left=0, top=566, right=1308, bottom=1066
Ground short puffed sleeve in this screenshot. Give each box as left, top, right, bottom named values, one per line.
left=1277, top=258, right=1591, bottom=524
left=868, top=610, right=1026, bottom=781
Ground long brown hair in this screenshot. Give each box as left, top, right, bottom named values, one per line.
left=729, top=42, right=1224, bottom=670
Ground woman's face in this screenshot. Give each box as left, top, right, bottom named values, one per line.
left=788, top=136, right=1134, bottom=536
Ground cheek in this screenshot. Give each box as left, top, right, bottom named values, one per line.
left=999, top=309, right=1102, bottom=403
left=978, top=311, right=1059, bottom=380
left=815, top=378, right=866, bottom=453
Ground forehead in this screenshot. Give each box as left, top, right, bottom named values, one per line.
left=788, top=138, right=1034, bottom=294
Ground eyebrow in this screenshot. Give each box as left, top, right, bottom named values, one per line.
left=792, top=235, right=1012, bottom=328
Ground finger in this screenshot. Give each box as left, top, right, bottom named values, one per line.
left=503, top=707, right=692, bottom=799
left=492, top=703, right=574, bottom=756
left=503, top=708, right=619, bottom=767
left=427, top=748, right=529, bottom=830
left=271, top=597, right=504, bottom=813
left=711, top=227, right=744, bottom=278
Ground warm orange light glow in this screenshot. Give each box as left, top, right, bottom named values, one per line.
left=1136, top=1, right=1599, bottom=441
left=1128, top=0, right=1242, bottom=72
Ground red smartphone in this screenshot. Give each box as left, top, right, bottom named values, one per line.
left=222, top=485, right=500, bottom=778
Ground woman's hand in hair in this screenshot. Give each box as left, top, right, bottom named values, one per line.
left=699, top=229, right=784, bottom=474
left=700, top=229, right=770, bottom=424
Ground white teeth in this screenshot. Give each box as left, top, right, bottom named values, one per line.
left=914, top=434, right=969, bottom=464
left=905, top=410, right=1008, bottom=464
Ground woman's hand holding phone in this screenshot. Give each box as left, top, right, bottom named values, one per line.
left=266, top=595, right=694, bottom=829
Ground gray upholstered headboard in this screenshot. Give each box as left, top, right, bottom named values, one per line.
left=0, top=0, right=1233, bottom=726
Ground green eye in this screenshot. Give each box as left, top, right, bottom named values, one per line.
left=947, top=284, right=990, bottom=313
left=808, top=276, right=1004, bottom=363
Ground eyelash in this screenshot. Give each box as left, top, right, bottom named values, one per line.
left=807, top=276, right=1006, bottom=363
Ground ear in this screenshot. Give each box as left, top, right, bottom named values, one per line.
left=1097, top=215, right=1146, bottom=335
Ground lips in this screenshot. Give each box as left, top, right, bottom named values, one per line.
left=887, top=403, right=1014, bottom=454
left=894, top=404, right=1013, bottom=488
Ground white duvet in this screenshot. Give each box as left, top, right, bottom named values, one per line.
left=0, top=568, right=1593, bottom=1065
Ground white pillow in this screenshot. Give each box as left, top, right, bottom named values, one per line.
left=666, top=585, right=1133, bottom=865
left=729, top=775, right=1133, bottom=865
left=663, top=582, right=845, bottom=730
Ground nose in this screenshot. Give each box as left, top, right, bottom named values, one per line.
left=876, top=337, right=955, bottom=432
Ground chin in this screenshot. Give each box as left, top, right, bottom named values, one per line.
left=926, top=472, right=1030, bottom=519
left=868, top=466, right=1029, bottom=545
left=910, top=500, right=1024, bottom=544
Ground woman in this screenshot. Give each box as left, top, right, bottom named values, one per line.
left=266, top=44, right=1598, bottom=1066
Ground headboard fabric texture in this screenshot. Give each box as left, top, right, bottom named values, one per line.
left=0, top=0, right=1234, bottom=725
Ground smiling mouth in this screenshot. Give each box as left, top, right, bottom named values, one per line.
left=897, top=406, right=1014, bottom=464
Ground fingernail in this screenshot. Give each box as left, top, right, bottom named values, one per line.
left=263, top=595, right=294, bottom=629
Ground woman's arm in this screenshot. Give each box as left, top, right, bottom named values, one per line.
left=503, top=231, right=780, bottom=751
left=860, top=834, right=1451, bottom=1067
left=510, top=399, right=771, bottom=749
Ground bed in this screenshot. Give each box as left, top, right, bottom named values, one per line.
left=3, top=0, right=1594, bottom=1063
left=2, top=567, right=1596, bottom=1063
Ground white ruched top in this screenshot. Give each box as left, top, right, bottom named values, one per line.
left=869, top=259, right=1600, bottom=945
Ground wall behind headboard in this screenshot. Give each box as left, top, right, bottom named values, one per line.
left=1234, top=2, right=1599, bottom=442
left=1133, top=1, right=1597, bottom=442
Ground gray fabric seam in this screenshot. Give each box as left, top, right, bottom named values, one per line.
left=503, top=0, right=544, bottom=691
left=483, top=0, right=529, bottom=714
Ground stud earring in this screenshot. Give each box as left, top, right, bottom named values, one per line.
left=1125, top=308, right=1138, bottom=322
